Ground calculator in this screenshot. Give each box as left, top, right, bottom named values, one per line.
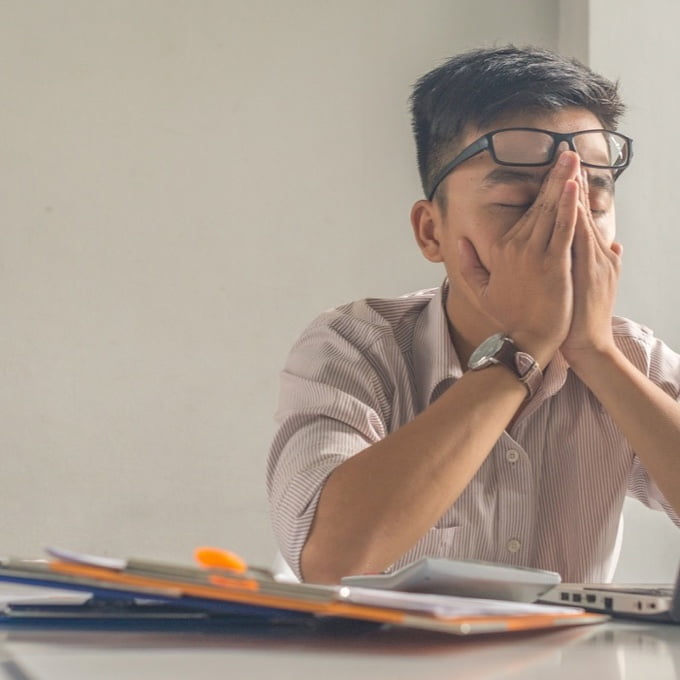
left=340, top=558, right=561, bottom=602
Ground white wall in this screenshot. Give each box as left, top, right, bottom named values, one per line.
left=0, top=0, right=559, bottom=566
left=2, top=1, right=676, bottom=580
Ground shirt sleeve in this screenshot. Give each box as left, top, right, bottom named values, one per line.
left=266, top=312, right=395, bottom=580
left=620, top=324, right=680, bottom=527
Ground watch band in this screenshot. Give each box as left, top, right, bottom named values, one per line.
left=468, top=334, right=543, bottom=399
left=508, top=346, right=543, bottom=399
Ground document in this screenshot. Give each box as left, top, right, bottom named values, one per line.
left=0, top=548, right=608, bottom=636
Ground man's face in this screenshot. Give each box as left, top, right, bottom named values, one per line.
left=418, top=107, right=617, bottom=281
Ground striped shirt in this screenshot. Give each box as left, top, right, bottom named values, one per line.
left=267, top=282, right=680, bottom=582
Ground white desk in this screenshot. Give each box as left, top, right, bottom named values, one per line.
left=0, top=619, right=678, bottom=680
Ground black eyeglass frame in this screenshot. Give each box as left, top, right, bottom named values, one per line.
left=426, top=127, right=634, bottom=201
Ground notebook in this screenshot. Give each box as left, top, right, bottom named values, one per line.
left=539, top=563, right=680, bottom=622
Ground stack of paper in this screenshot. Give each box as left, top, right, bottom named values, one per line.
left=0, top=548, right=607, bottom=636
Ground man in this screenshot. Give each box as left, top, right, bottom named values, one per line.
left=267, top=45, right=680, bottom=584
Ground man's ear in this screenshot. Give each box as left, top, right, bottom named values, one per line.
left=411, top=199, right=444, bottom=263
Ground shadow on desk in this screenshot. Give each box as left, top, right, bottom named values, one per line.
left=0, top=619, right=591, bottom=652
left=3, top=621, right=679, bottom=680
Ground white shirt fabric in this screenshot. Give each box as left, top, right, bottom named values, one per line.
left=267, top=282, right=680, bottom=582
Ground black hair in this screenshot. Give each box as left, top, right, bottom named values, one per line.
left=410, top=45, right=625, bottom=201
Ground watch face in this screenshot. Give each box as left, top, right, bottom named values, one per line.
left=468, top=332, right=505, bottom=369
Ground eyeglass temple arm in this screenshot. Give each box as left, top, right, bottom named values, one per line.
left=427, top=136, right=490, bottom=201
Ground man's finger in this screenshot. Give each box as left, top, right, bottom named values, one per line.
left=577, top=168, right=612, bottom=253
left=548, top=179, right=578, bottom=255
left=572, top=201, right=598, bottom=264
left=525, top=151, right=581, bottom=249
left=457, top=237, right=489, bottom=296
left=507, top=152, right=575, bottom=240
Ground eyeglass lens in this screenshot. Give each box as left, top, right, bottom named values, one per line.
left=491, top=130, right=629, bottom=168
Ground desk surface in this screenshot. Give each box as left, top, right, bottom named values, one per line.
left=0, top=583, right=675, bottom=679
left=0, top=618, right=678, bottom=680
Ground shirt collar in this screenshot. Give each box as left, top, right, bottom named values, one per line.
left=525, top=350, right=569, bottom=412
left=412, top=279, right=464, bottom=411
left=412, top=279, right=570, bottom=414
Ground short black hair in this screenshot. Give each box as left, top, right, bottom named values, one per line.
left=410, top=45, right=625, bottom=201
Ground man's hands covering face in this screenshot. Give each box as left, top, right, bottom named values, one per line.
left=560, top=168, right=622, bottom=363
left=458, top=151, right=621, bottom=368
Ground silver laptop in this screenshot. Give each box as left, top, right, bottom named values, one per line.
left=540, top=566, right=680, bottom=622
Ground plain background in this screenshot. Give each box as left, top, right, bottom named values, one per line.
left=2, top=0, right=679, bottom=580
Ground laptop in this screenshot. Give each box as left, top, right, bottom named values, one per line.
left=539, top=564, right=680, bottom=622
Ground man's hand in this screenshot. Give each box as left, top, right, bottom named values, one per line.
left=457, top=151, right=581, bottom=367
left=560, top=168, right=622, bottom=367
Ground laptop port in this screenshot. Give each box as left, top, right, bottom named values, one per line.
left=560, top=592, right=569, bottom=601
left=572, top=594, right=582, bottom=603
left=604, top=597, right=613, bottom=610
left=586, top=594, right=596, bottom=603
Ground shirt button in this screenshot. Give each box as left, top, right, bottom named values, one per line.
left=506, top=449, right=520, bottom=463
left=507, top=538, right=521, bottom=553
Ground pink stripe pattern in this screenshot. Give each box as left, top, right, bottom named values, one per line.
left=267, top=282, right=680, bottom=582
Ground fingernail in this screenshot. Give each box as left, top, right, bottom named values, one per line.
left=558, top=152, right=571, bottom=166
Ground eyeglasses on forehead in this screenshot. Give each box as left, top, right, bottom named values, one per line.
left=427, top=127, right=634, bottom=201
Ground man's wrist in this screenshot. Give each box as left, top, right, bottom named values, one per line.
left=509, top=332, right=559, bottom=371
left=562, top=342, right=621, bottom=376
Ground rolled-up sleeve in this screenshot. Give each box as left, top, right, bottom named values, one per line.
left=266, top=312, right=395, bottom=579
left=621, top=325, right=680, bottom=526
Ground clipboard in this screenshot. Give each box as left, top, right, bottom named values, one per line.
left=0, top=548, right=608, bottom=636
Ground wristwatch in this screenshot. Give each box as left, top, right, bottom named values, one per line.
left=467, top=333, right=543, bottom=399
